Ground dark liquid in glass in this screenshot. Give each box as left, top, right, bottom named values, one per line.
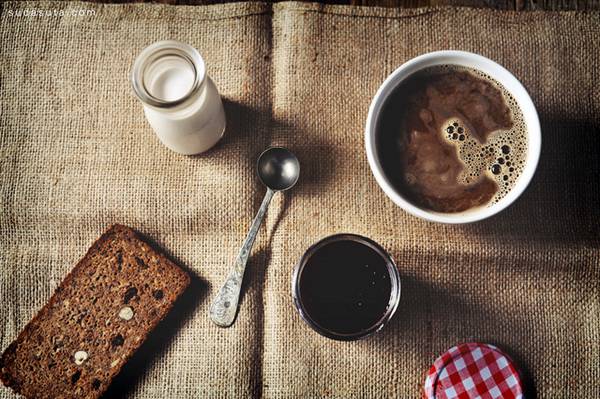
left=298, top=240, right=392, bottom=335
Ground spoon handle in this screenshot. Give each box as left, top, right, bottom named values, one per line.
left=209, top=188, right=275, bottom=327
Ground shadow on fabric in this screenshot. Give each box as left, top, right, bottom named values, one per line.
left=463, top=115, right=599, bottom=245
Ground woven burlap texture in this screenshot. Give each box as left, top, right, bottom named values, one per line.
left=1, top=1, right=598, bottom=398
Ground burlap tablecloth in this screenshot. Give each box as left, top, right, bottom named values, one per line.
left=1, top=1, right=599, bottom=397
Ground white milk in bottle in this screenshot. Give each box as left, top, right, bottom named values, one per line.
left=131, top=40, right=225, bottom=155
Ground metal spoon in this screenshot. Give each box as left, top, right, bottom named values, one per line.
left=209, top=147, right=300, bottom=327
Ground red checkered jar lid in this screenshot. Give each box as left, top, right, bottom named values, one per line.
left=424, top=343, right=523, bottom=399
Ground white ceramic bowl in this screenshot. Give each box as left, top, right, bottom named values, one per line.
left=365, top=51, right=541, bottom=224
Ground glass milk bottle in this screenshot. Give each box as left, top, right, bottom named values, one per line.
left=131, top=41, right=226, bottom=155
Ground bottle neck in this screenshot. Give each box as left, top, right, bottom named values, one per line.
left=131, top=41, right=206, bottom=111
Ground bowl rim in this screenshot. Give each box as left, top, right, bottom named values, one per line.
left=365, top=50, right=541, bottom=224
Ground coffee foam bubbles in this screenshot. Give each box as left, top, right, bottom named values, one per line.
left=435, top=65, right=528, bottom=206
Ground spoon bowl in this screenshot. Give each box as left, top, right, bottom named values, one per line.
left=257, top=147, right=300, bottom=191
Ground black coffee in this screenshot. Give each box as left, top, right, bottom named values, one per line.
left=298, top=239, right=392, bottom=336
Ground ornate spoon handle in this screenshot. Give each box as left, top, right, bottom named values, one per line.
left=209, top=188, right=275, bottom=327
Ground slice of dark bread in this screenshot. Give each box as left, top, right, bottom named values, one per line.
left=0, top=224, right=190, bottom=399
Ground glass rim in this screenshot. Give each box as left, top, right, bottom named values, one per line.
left=130, top=40, right=206, bottom=109
left=291, top=233, right=401, bottom=341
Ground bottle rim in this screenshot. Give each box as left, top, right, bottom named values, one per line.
left=131, top=40, right=206, bottom=109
